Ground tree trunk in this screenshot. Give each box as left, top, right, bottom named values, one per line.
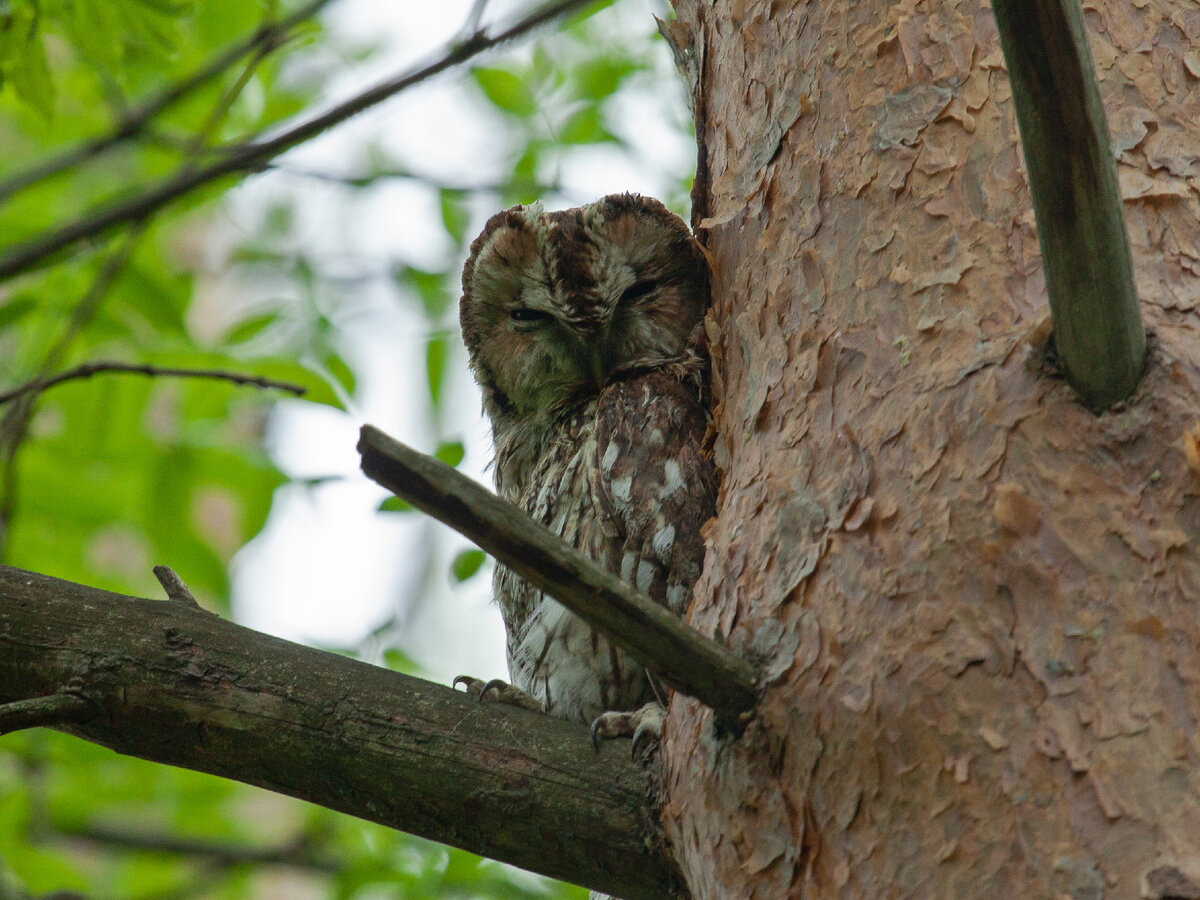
left=662, top=0, right=1200, bottom=896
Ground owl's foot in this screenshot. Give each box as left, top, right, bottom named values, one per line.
left=590, top=701, right=665, bottom=758
left=452, top=676, right=542, bottom=712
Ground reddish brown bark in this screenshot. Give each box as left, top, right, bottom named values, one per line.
left=661, top=1, right=1200, bottom=896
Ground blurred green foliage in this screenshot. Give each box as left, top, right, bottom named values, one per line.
left=0, top=0, right=689, bottom=896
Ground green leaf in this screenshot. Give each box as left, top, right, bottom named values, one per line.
left=394, top=265, right=452, bottom=319
left=383, top=648, right=417, bottom=673
left=558, top=105, right=615, bottom=145
left=434, top=441, right=464, bottom=467
left=426, top=335, right=447, bottom=406
left=472, top=66, right=536, bottom=116
left=440, top=188, right=469, bottom=243
left=572, top=56, right=638, bottom=101
left=4, top=24, right=55, bottom=115
left=252, top=359, right=345, bottom=409
left=0, top=295, right=37, bottom=331
left=378, top=496, right=413, bottom=513
left=223, top=312, right=279, bottom=345
left=451, top=548, right=485, bottom=582
left=322, top=351, right=356, bottom=399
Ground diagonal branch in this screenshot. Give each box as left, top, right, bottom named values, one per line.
left=0, top=564, right=685, bottom=900
left=0, top=360, right=307, bottom=407
left=357, top=425, right=759, bottom=731
left=0, top=0, right=597, bottom=282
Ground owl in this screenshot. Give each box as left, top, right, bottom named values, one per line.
left=457, top=193, right=716, bottom=747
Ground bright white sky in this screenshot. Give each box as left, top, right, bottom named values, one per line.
left=225, top=0, right=691, bottom=686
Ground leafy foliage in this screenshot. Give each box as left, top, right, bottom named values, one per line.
left=0, top=0, right=688, bottom=896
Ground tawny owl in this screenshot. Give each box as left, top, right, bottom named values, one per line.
left=457, top=193, right=716, bottom=745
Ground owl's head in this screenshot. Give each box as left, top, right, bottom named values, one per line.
left=460, top=193, right=709, bottom=423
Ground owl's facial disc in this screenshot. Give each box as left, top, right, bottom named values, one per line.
left=460, top=193, right=709, bottom=422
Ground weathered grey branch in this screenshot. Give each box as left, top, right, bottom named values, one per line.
left=0, top=0, right=595, bottom=282
left=991, top=0, right=1146, bottom=409
left=0, top=565, right=684, bottom=900
left=357, top=425, right=759, bottom=730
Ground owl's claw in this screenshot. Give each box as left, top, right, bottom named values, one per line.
left=480, top=678, right=510, bottom=701
left=453, top=675, right=541, bottom=711
left=589, top=702, right=666, bottom=758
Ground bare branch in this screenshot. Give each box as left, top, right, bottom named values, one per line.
left=0, top=360, right=307, bottom=407
left=268, top=161, right=558, bottom=196
left=357, top=425, right=759, bottom=731
left=0, top=693, right=92, bottom=736
left=0, top=0, right=597, bottom=282
left=47, top=824, right=340, bottom=874
left=0, top=0, right=337, bottom=204
left=0, top=565, right=684, bottom=900
left=991, top=0, right=1145, bottom=409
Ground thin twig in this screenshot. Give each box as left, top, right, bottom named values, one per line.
left=269, top=162, right=558, bottom=196
left=357, top=425, right=758, bottom=731
left=48, top=824, right=340, bottom=873
left=0, top=361, right=307, bottom=407
left=460, top=0, right=492, bottom=41
left=0, top=0, right=337, bottom=204
left=0, top=693, right=91, bottom=736
left=0, top=0, right=597, bottom=282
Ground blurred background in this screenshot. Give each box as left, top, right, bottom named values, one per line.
left=0, top=0, right=694, bottom=896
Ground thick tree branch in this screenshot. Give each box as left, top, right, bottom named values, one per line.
left=0, top=361, right=307, bottom=407
left=991, top=0, right=1146, bottom=409
left=0, top=565, right=683, bottom=900
left=357, top=425, right=759, bottom=731
left=0, top=0, right=596, bottom=282
left=0, top=0, right=337, bottom=205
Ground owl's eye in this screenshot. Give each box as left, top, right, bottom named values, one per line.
left=510, top=307, right=552, bottom=328
left=619, top=280, right=658, bottom=304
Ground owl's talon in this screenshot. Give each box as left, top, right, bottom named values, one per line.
left=631, top=723, right=657, bottom=759
left=453, top=675, right=485, bottom=696
left=589, top=702, right=666, bottom=757
left=456, top=676, right=541, bottom=711
left=480, top=678, right=510, bottom=702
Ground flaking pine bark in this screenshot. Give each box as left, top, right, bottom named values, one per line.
left=658, top=0, right=1200, bottom=897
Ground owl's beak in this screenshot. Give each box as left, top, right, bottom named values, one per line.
left=588, top=346, right=609, bottom=388
left=588, top=321, right=619, bottom=388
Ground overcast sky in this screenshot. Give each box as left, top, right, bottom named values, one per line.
left=225, top=0, right=691, bottom=686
